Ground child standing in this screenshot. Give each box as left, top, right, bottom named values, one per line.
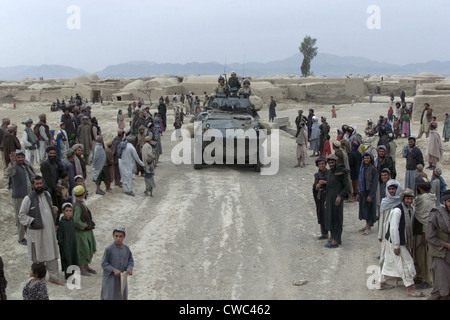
left=22, top=263, right=49, bottom=300
left=144, top=158, right=156, bottom=197
left=57, top=203, right=79, bottom=280
left=100, top=228, right=134, bottom=300
left=58, top=172, right=71, bottom=206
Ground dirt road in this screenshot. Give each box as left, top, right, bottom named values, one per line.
left=1, top=100, right=442, bottom=300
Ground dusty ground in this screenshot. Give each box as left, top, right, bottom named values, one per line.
left=0, top=96, right=448, bottom=300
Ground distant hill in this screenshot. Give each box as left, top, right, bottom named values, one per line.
left=0, top=65, right=88, bottom=81
left=95, top=53, right=450, bottom=77
left=1, top=54, right=449, bottom=80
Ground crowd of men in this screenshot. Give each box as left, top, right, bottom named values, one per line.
left=310, top=101, right=448, bottom=299
left=0, top=81, right=448, bottom=300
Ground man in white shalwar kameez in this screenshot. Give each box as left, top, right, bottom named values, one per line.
left=379, top=188, right=424, bottom=297
left=119, top=136, right=144, bottom=196
left=377, top=179, right=403, bottom=283
left=18, top=176, right=64, bottom=285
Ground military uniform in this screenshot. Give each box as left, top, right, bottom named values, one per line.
left=238, top=87, right=252, bottom=97
left=215, top=83, right=229, bottom=95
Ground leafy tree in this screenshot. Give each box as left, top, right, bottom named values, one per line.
left=299, top=35, right=318, bottom=77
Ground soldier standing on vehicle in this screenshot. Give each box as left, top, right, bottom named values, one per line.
left=238, top=79, right=253, bottom=97
left=214, top=76, right=229, bottom=97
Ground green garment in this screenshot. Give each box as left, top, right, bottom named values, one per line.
left=73, top=201, right=96, bottom=265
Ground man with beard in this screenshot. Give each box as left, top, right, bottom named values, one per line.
left=324, top=154, right=350, bottom=248
left=40, top=146, right=67, bottom=219
left=2, top=124, right=21, bottom=170
left=357, top=152, right=379, bottom=235
left=413, top=176, right=436, bottom=290
left=313, top=157, right=329, bottom=240
left=6, top=150, right=36, bottom=245
left=377, top=179, right=403, bottom=289
left=19, top=176, right=65, bottom=286
left=402, top=136, right=424, bottom=191
left=34, top=114, right=53, bottom=162
left=111, top=129, right=124, bottom=186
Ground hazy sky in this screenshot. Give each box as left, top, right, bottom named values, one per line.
left=0, top=0, right=449, bottom=72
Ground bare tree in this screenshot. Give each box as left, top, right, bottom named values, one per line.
left=137, top=81, right=153, bottom=106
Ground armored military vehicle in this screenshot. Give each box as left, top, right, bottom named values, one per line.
left=192, top=90, right=267, bottom=172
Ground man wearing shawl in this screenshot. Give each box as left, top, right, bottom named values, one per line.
left=380, top=188, right=424, bottom=297
left=91, top=136, right=109, bottom=196
left=71, top=144, right=87, bottom=180
left=431, top=168, right=447, bottom=206
left=76, top=116, right=92, bottom=164
left=22, top=118, right=39, bottom=165
left=357, top=152, right=378, bottom=235
left=426, top=122, right=443, bottom=170
left=377, top=179, right=403, bottom=288
left=413, top=176, right=436, bottom=289
left=402, top=136, right=424, bottom=191
left=426, top=190, right=450, bottom=300
left=309, top=116, right=320, bottom=157
left=56, top=122, right=69, bottom=160
left=119, top=135, right=145, bottom=197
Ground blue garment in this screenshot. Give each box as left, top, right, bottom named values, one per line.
left=432, top=176, right=447, bottom=204
left=101, top=242, right=134, bottom=300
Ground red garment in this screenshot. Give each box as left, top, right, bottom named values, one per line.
left=322, top=140, right=331, bottom=157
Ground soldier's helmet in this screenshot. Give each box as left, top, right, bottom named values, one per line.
left=218, top=76, right=225, bottom=83
left=243, top=79, right=250, bottom=85
left=231, top=71, right=236, bottom=76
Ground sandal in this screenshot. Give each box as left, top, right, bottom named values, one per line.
left=363, top=229, right=372, bottom=235
left=359, top=227, right=367, bottom=232
left=378, top=283, right=395, bottom=290
left=407, top=291, right=425, bottom=297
